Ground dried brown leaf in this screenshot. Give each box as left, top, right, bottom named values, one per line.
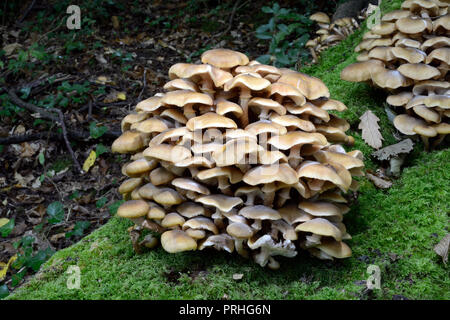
left=372, top=139, right=414, bottom=161
left=434, top=234, right=450, bottom=265
left=359, top=110, right=384, bottom=149
left=366, top=172, right=392, bottom=189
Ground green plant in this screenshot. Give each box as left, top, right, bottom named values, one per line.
left=255, top=3, right=313, bottom=68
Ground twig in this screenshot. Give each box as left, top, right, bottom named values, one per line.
left=17, top=0, right=36, bottom=24
left=53, top=108, right=83, bottom=174
left=136, top=68, right=147, bottom=103
left=7, top=89, right=59, bottom=122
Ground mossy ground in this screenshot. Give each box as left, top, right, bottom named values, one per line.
left=7, top=0, right=449, bottom=300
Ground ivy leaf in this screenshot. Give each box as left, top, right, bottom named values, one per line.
left=358, top=110, right=384, bottom=149
left=96, top=197, right=108, bottom=208
left=89, top=122, right=108, bottom=139
left=66, top=221, right=91, bottom=238
left=108, top=200, right=125, bottom=215
left=95, top=143, right=109, bottom=157
left=0, top=218, right=15, bottom=237
left=46, top=201, right=65, bottom=224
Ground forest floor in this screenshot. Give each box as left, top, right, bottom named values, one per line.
left=1, top=0, right=449, bottom=300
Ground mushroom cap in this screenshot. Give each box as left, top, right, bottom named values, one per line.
left=121, top=113, right=149, bottom=132
left=111, top=130, right=145, bottom=154
left=381, top=9, right=411, bottom=22
left=168, top=63, right=233, bottom=88
left=186, top=112, right=237, bottom=131
left=160, top=108, right=188, bottom=124
left=176, top=202, right=206, bottom=218
left=426, top=47, right=450, bottom=65
left=153, top=187, right=184, bottom=206
left=224, top=74, right=271, bottom=92
left=118, top=177, right=143, bottom=194
left=295, top=218, right=343, bottom=241
left=243, top=163, right=298, bottom=185
left=117, top=200, right=150, bottom=219
left=161, top=212, right=186, bottom=228
left=421, top=36, right=450, bottom=52
left=150, top=127, right=191, bottom=145
left=183, top=217, right=219, bottom=234
left=297, top=161, right=346, bottom=191
left=132, top=117, right=170, bottom=134
left=278, top=204, right=313, bottom=225
left=226, top=222, right=254, bottom=239
left=172, top=177, right=210, bottom=195
left=286, top=102, right=330, bottom=121
left=160, top=230, right=197, bottom=253
left=391, top=47, right=426, bottom=64
left=135, top=95, right=164, bottom=113
left=238, top=205, right=281, bottom=220
left=393, top=114, right=426, bottom=135
left=371, top=68, right=413, bottom=89
left=147, top=202, right=166, bottom=220
left=298, top=201, right=343, bottom=218
left=161, top=90, right=213, bottom=107
left=397, top=63, right=441, bottom=81
left=340, top=60, right=385, bottom=82
left=395, top=17, right=432, bottom=34
left=309, top=12, right=330, bottom=24
left=270, top=114, right=315, bottom=132
left=174, top=156, right=214, bottom=169
left=277, top=72, right=330, bottom=100
left=316, top=240, right=352, bottom=258
left=143, top=144, right=191, bottom=163
left=371, top=22, right=397, bottom=35
left=197, top=167, right=243, bottom=184
left=433, top=123, right=450, bottom=134
left=267, top=82, right=306, bottom=106
left=138, top=183, right=159, bottom=200
left=433, top=13, right=450, bottom=33
left=125, top=158, right=157, bottom=176
left=245, top=120, right=287, bottom=135
left=215, top=98, right=243, bottom=116
left=387, top=91, right=413, bottom=106
left=201, top=48, right=249, bottom=69
left=313, top=150, right=364, bottom=170
left=185, top=228, right=206, bottom=240
left=198, top=234, right=234, bottom=253
left=315, top=99, right=347, bottom=112
left=212, top=138, right=262, bottom=166
left=248, top=97, right=286, bottom=116
left=413, top=105, right=441, bottom=123
left=196, top=194, right=243, bottom=212
left=163, top=78, right=198, bottom=92
left=412, top=80, right=450, bottom=95
left=269, top=131, right=327, bottom=150
left=413, top=124, right=438, bottom=137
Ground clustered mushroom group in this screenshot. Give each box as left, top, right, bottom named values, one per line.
left=306, top=7, right=374, bottom=64
left=340, top=0, right=449, bottom=150
left=111, top=48, right=364, bottom=269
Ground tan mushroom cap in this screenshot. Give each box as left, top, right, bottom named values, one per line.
left=313, top=150, right=364, bottom=170
left=212, top=138, right=262, bottom=166
left=143, top=144, right=191, bottom=163
left=201, top=48, right=249, bottom=69
left=295, top=218, right=343, bottom=241
left=393, top=114, right=426, bottom=135
left=174, top=156, right=214, bottom=169
left=163, top=78, right=198, bottom=92
left=196, top=194, right=243, bottom=213
left=395, top=38, right=422, bottom=49
left=391, top=47, right=426, bottom=63
left=278, top=204, right=313, bottom=225
left=245, top=120, right=287, bottom=135
left=309, top=12, right=330, bottom=24
left=149, top=127, right=191, bottom=146
left=412, top=80, right=450, bottom=95
left=248, top=97, right=286, bottom=117
left=215, top=98, right=243, bottom=116
left=257, top=149, right=289, bottom=165
left=117, top=200, right=149, bottom=219
left=297, top=161, right=346, bottom=191
left=168, top=63, right=233, bottom=88
left=433, top=14, right=450, bottom=33
left=381, top=9, right=411, bottom=22
left=138, top=183, right=159, bottom=200
left=132, top=117, right=170, bottom=134
left=147, top=202, right=166, bottom=219
left=298, top=201, right=343, bottom=218
left=183, top=217, right=219, bottom=234
left=426, top=47, right=450, bottom=65
left=413, top=105, right=441, bottom=123
left=160, top=108, right=188, bottom=124
left=197, top=167, right=243, bottom=184
left=148, top=167, right=174, bottom=186
left=238, top=205, right=281, bottom=220
left=176, top=202, right=206, bottom=218
left=316, top=240, right=352, bottom=258
left=267, top=82, right=306, bottom=106
left=119, top=177, right=143, bottom=194
left=125, top=158, right=158, bottom=176
left=223, top=129, right=257, bottom=141
left=387, top=91, right=413, bottom=106
left=185, top=228, right=206, bottom=240
left=226, top=222, right=254, bottom=239
left=171, top=177, right=210, bottom=195
left=111, top=130, right=145, bottom=154
left=270, top=114, right=315, bottom=132
left=421, top=37, right=450, bottom=51
left=395, top=17, right=432, bottom=34
left=186, top=112, right=237, bottom=131
left=161, top=212, right=186, bottom=228
left=315, top=99, right=347, bottom=112
left=286, top=102, right=330, bottom=122
left=371, top=68, right=413, bottom=89
left=397, top=63, right=441, bottom=81
left=198, top=234, right=234, bottom=253
left=340, top=60, right=384, bottom=82
left=243, top=163, right=298, bottom=185
left=277, top=72, right=330, bottom=100
left=413, top=124, right=438, bottom=137
left=224, top=73, right=271, bottom=92
left=161, top=230, right=197, bottom=253
left=410, top=0, right=440, bottom=16
left=161, top=90, right=213, bottom=107
left=121, top=113, right=149, bottom=132
left=153, top=188, right=184, bottom=207
left=371, top=22, right=397, bottom=35
left=135, top=95, right=164, bottom=113
left=433, top=123, right=450, bottom=134
left=268, top=132, right=327, bottom=150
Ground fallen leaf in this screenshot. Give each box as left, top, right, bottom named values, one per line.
left=372, top=139, right=414, bottom=161
left=117, top=92, right=126, bottom=101
left=0, top=218, right=9, bottom=228
left=358, top=110, right=384, bottom=149
left=0, top=255, right=17, bottom=281
left=2, top=43, right=22, bottom=56
left=366, top=172, right=392, bottom=189
left=434, top=234, right=450, bottom=265
left=83, top=150, right=97, bottom=172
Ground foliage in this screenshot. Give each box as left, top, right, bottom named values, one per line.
left=255, top=2, right=313, bottom=68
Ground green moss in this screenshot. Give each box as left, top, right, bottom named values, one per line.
left=7, top=0, right=449, bottom=300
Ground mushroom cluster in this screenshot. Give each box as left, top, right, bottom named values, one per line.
left=340, top=0, right=450, bottom=149
left=111, top=48, right=364, bottom=269
left=307, top=7, right=374, bottom=63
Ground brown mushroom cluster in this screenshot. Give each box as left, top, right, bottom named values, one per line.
left=340, top=0, right=450, bottom=149
left=307, top=7, right=374, bottom=63
left=111, top=48, right=364, bottom=269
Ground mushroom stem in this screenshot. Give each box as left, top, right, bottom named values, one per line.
left=183, top=104, right=197, bottom=119
left=420, top=135, right=430, bottom=151
left=217, top=177, right=232, bottom=195
left=238, top=87, right=251, bottom=127
left=431, top=134, right=446, bottom=149
left=263, top=191, right=275, bottom=207
left=235, top=239, right=249, bottom=258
